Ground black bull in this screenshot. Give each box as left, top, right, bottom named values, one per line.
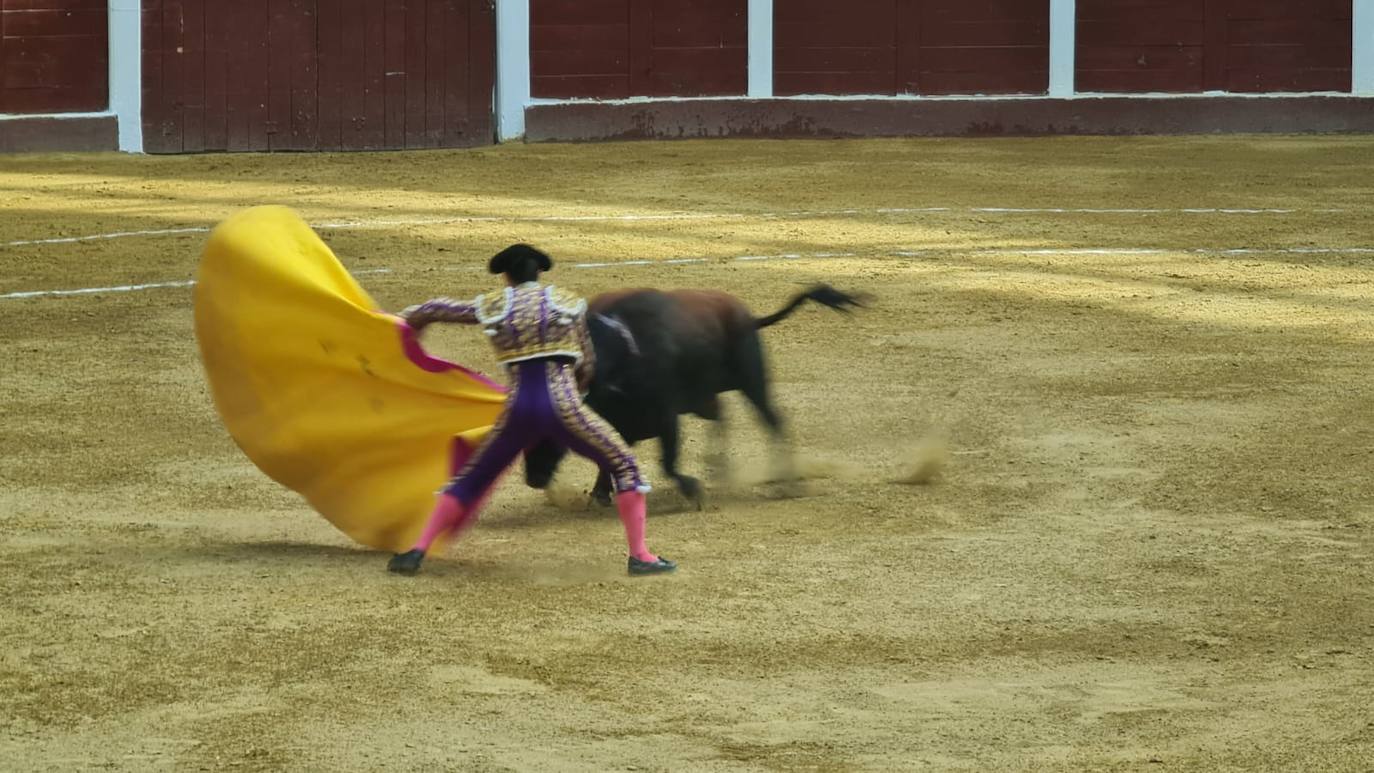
left=523, top=285, right=865, bottom=505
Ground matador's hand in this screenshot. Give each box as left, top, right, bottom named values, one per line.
left=398, top=305, right=429, bottom=333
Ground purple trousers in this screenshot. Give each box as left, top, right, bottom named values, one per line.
left=444, top=358, right=646, bottom=505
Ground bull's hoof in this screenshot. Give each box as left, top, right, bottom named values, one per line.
left=388, top=549, right=426, bottom=575
left=591, top=488, right=614, bottom=507
left=675, top=476, right=704, bottom=509
left=628, top=556, right=677, bottom=576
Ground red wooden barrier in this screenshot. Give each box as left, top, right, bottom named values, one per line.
left=775, top=0, right=1050, bottom=96
left=0, top=0, right=108, bottom=113
left=531, top=0, right=746, bottom=99
left=1077, top=0, right=1352, bottom=93
left=143, top=0, right=495, bottom=153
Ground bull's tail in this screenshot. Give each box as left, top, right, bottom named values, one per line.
left=755, top=284, right=867, bottom=329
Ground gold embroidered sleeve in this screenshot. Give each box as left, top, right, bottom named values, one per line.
left=400, top=296, right=481, bottom=330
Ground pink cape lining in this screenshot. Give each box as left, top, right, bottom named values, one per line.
left=394, top=318, right=506, bottom=480
left=395, top=318, right=508, bottom=392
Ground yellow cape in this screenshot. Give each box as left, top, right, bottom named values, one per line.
left=193, top=206, right=506, bottom=552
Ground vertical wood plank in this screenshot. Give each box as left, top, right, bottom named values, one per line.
left=444, top=0, right=471, bottom=144
left=340, top=0, right=370, bottom=148
left=425, top=0, right=446, bottom=147
left=405, top=0, right=428, bottom=147
left=1204, top=0, right=1228, bottom=90
left=384, top=0, right=407, bottom=148
left=141, top=1, right=166, bottom=150
left=160, top=0, right=186, bottom=152
left=363, top=0, right=387, bottom=148
left=203, top=0, right=229, bottom=150
left=223, top=0, right=253, bottom=150
left=247, top=0, right=273, bottom=150
left=897, top=0, right=917, bottom=94
left=468, top=0, right=496, bottom=144
left=317, top=0, right=342, bottom=150
left=221, top=0, right=243, bottom=151
left=288, top=0, right=319, bottom=150
left=182, top=0, right=207, bottom=152
left=337, top=0, right=361, bottom=149
left=267, top=0, right=292, bottom=149
left=628, top=0, right=652, bottom=95
left=0, top=4, right=5, bottom=112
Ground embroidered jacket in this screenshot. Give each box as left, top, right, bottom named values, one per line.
left=401, top=282, right=595, bottom=379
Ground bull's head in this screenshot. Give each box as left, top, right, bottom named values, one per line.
left=584, top=313, right=637, bottom=400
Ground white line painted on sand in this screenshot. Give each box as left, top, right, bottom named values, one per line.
left=3, top=227, right=211, bottom=248
left=0, top=279, right=199, bottom=299
left=0, top=268, right=392, bottom=300
left=567, top=245, right=1374, bottom=267
left=1, top=205, right=1353, bottom=250
left=5, top=244, right=1371, bottom=301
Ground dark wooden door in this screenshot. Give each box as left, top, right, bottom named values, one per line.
left=143, top=0, right=495, bottom=153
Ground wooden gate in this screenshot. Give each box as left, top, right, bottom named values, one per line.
left=142, top=0, right=495, bottom=153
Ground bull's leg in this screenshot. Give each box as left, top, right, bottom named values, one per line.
left=735, top=337, right=799, bottom=490
left=659, top=412, right=703, bottom=509
left=523, top=437, right=567, bottom=489
left=590, top=468, right=614, bottom=506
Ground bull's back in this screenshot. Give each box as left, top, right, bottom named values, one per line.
left=587, top=288, right=654, bottom=315
left=591, top=288, right=753, bottom=335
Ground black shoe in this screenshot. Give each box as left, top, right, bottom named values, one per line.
left=628, top=555, right=677, bottom=576
left=388, top=549, right=426, bottom=575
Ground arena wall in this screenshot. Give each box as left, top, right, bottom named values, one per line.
left=517, top=0, right=1374, bottom=141
left=0, top=0, right=1372, bottom=152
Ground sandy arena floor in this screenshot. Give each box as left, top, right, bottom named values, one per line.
left=1, top=137, right=1372, bottom=771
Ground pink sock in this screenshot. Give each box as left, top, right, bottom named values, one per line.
left=412, top=479, right=503, bottom=554
left=614, top=491, right=658, bottom=562
left=413, top=493, right=466, bottom=552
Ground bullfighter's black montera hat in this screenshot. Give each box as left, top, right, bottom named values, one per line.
left=488, top=243, right=553, bottom=275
